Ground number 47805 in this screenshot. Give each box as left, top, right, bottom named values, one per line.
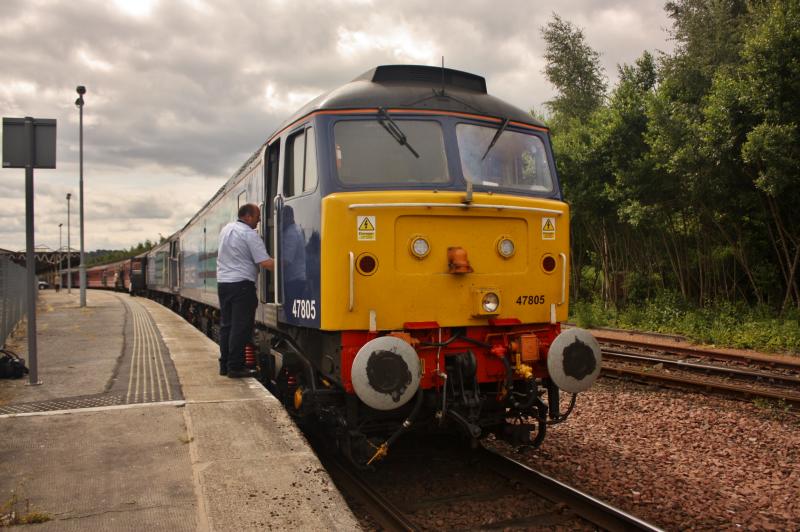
left=516, top=295, right=545, bottom=305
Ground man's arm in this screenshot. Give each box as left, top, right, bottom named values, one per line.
left=259, top=258, right=274, bottom=271
left=245, top=230, right=273, bottom=271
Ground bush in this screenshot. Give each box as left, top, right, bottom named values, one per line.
left=570, top=292, right=800, bottom=354
left=573, top=300, right=599, bottom=328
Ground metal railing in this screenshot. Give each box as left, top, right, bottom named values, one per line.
left=1, top=256, right=28, bottom=348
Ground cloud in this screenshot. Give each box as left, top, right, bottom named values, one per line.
left=0, top=0, right=674, bottom=251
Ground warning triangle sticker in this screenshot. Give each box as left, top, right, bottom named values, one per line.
left=359, top=218, right=375, bottom=231
left=543, top=219, right=555, bottom=231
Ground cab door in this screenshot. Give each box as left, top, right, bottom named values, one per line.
left=169, top=240, right=180, bottom=292
left=261, top=140, right=280, bottom=309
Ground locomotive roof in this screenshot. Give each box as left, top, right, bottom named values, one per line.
left=174, top=65, right=547, bottom=243
left=275, top=65, right=545, bottom=134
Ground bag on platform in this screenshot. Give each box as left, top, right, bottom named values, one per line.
left=0, top=349, right=29, bottom=379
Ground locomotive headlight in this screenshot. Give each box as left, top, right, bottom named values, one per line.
left=410, top=236, right=430, bottom=258
left=482, top=292, right=500, bottom=313
left=497, top=237, right=515, bottom=258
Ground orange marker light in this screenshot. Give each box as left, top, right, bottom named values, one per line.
left=447, top=246, right=473, bottom=274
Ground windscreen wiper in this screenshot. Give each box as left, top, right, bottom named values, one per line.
left=378, top=107, right=420, bottom=159
left=480, top=118, right=510, bottom=161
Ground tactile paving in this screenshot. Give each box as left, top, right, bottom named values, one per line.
left=0, top=393, right=126, bottom=414
left=1, top=295, right=182, bottom=415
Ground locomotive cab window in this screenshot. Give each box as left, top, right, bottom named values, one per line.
left=284, top=127, right=318, bottom=197
left=456, top=123, right=554, bottom=194
left=334, top=119, right=448, bottom=185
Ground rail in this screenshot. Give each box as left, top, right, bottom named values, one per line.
left=603, top=349, right=800, bottom=386
left=594, top=334, right=800, bottom=371
left=321, top=435, right=662, bottom=531
left=0, top=256, right=29, bottom=348
left=599, top=340, right=800, bottom=405
left=322, top=452, right=417, bottom=532
left=478, top=446, right=663, bottom=532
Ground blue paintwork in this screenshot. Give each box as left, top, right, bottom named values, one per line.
left=278, top=121, right=322, bottom=328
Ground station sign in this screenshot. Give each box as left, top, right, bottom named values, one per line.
left=2, top=117, right=57, bottom=168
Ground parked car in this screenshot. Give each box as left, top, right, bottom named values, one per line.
left=37, top=280, right=50, bottom=290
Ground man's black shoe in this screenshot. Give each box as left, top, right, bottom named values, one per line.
left=227, top=368, right=257, bottom=379
left=219, top=367, right=228, bottom=376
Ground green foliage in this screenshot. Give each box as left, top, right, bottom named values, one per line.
left=546, top=3, right=800, bottom=316
left=571, top=293, right=800, bottom=353
left=752, top=398, right=793, bottom=416
left=572, top=300, right=599, bottom=329
left=87, top=239, right=159, bottom=266
left=541, top=14, right=607, bottom=120
left=0, top=489, right=51, bottom=527
left=743, top=122, right=799, bottom=196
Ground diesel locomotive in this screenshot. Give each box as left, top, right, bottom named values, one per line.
left=132, top=65, right=602, bottom=465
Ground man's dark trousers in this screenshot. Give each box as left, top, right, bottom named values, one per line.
left=218, top=280, right=258, bottom=372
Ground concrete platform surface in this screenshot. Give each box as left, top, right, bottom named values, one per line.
left=0, top=291, right=360, bottom=531
left=0, top=291, right=125, bottom=404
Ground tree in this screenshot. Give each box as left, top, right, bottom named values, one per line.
left=86, top=239, right=159, bottom=266
left=543, top=2, right=799, bottom=316
left=541, top=14, right=607, bottom=121
left=541, top=14, right=619, bottom=304
left=738, top=0, right=800, bottom=309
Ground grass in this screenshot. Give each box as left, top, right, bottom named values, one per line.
left=0, top=490, right=51, bottom=527
left=570, top=293, right=800, bottom=354
left=752, top=398, right=796, bottom=422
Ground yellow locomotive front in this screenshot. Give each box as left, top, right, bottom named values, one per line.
left=295, top=98, right=599, bottom=465
left=322, top=189, right=570, bottom=331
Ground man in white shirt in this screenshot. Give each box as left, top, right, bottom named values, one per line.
left=216, top=203, right=274, bottom=378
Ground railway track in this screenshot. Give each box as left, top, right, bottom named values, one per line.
left=477, top=446, right=662, bottom=532
left=597, top=337, right=800, bottom=406
left=321, top=452, right=417, bottom=532
left=319, top=438, right=661, bottom=531
left=593, top=333, right=800, bottom=372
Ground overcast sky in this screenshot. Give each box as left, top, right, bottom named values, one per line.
left=1, top=0, right=674, bottom=252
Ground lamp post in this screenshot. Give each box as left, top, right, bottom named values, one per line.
left=58, top=222, right=63, bottom=289
left=75, top=85, right=87, bottom=307
left=66, top=193, right=72, bottom=294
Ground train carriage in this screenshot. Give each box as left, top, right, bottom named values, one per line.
left=62, top=257, right=131, bottom=291
left=143, top=65, right=602, bottom=466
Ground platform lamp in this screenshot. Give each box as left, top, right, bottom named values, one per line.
left=66, top=193, right=72, bottom=294
left=58, top=222, right=63, bottom=288
left=75, top=85, right=86, bottom=307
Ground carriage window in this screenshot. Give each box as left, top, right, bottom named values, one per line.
left=284, top=128, right=317, bottom=197
left=334, top=120, right=448, bottom=185
left=456, top=124, right=554, bottom=193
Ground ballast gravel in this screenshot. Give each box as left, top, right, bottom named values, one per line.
left=491, top=379, right=800, bottom=530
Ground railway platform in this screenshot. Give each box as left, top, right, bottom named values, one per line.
left=0, top=290, right=359, bottom=531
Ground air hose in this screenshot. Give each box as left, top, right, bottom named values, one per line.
left=366, top=387, right=424, bottom=466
